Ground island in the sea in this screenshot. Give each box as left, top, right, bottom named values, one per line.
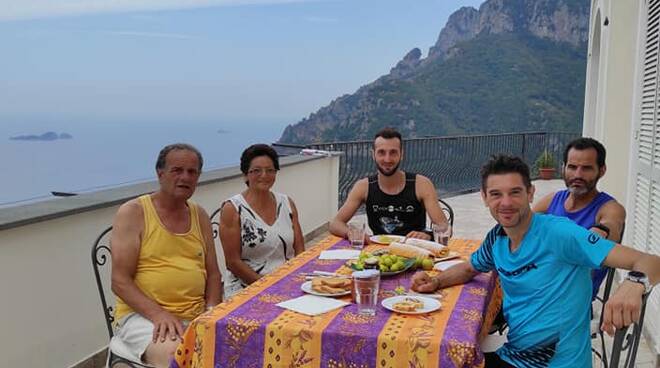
left=9, top=131, right=73, bottom=141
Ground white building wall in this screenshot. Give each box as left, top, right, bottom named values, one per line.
left=583, top=0, right=639, bottom=202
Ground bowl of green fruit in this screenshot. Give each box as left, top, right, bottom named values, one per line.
left=349, top=250, right=416, bottom=276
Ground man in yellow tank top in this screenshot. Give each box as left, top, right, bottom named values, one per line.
left=110, top=143, right=223, bottom=367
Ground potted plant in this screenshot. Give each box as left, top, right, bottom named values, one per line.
left=535, top=149, right=557, bottom=180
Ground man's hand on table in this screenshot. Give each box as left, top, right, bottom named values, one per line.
left=405, top=230, right=432, bottom=240
left=411, top=271, right=439, bottom=293
left=151, top=310, right=185, bottom=343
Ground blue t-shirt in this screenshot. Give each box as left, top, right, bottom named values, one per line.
left=546, top=190, right=616, bottom=299
left=471, top=214, right=615, bottom=367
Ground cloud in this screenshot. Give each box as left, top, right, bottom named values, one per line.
left=0, top=0, right=311, bottom=22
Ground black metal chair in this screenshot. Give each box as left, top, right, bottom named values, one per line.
left=438, top=198, right=454, bottom=228
left=591, top=272, right=652, bottom=368
left=210, top=206, right=222, bottom=240
left=91, top=226, right=150, bottom=368
left=608, top=292, right=651, bottom=368
left=590, top=226, right=628, bottom=367
left=591, top=267, right=616, bottom=367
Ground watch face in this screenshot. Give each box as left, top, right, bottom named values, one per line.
left=629, top=270, right=646, bottom=278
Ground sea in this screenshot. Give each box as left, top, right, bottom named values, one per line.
left=0, top=120, right=289, bottom=207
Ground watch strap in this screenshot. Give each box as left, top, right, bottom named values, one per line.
left=626, top=271, right=652, bottom=293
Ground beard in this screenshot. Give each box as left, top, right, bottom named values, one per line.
left=565, top=177, right=597, bottom=196
left=376, top=161, right=400, bottom=176
left=495, top=206, right=530, bottom=229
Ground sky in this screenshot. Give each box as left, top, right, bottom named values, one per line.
left=0, top=0, right=484, bottom=128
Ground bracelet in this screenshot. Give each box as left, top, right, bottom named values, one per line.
left=591, top=223, right=610, bottom=238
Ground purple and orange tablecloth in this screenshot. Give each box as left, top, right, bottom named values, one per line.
left=172, top=236, right=501, bottom=368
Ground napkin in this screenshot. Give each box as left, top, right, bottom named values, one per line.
left=276, top=295, right=350, bottom=316
left=318, top=249, right=361, bottom=260
left=434, top=259, right=465, bottom=271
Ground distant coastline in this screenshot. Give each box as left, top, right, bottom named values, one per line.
left=9, top=131, right=73, bottom=141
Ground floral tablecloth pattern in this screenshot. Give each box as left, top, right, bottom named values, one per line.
left=172, top=236, right=501, bottom=368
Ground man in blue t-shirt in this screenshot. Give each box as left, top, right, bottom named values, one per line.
left=533, top=137, right=625, bottom=298
left=412, top=155, right=660, bottom=368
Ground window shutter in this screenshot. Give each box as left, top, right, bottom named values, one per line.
left=640, top=0, right=660, bottom=167
left=632, top=0, right=660, bottom=349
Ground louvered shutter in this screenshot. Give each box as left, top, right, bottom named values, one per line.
left=632, top=0, right=660, bottom=348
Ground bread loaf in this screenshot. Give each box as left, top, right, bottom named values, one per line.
left=404, top=239, right=448, bottom=257
left=311, top=277, right=351, bottom=294
left=389, top=242, right=432, bottom=258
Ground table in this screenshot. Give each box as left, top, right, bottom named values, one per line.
left=172, top=236, right=501, bottom=368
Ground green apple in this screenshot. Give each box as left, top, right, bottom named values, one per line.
left=422, top=258, right=434, bottom=270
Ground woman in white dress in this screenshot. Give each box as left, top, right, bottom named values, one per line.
left=220, top=144, right=305, bottom=297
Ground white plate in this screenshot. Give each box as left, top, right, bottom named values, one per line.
left=300, top=280, right=351, bottom=297
left=381, top=295, right=442, bottom=314
left=433, top=260, right=465, bottom=271
left=369, top=234, right=406, bottom=245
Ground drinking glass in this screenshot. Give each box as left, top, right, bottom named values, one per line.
left=432, top=222, right=452, bottom=246
left=347, top=222, right=366, bottom=249
left=352, top=270, right=380, bottom=316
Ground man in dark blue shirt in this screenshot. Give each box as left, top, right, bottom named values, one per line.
left=533, top=137, right=625, bottom=298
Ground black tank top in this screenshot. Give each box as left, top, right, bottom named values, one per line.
left=365, top=172, right=426, bottom=235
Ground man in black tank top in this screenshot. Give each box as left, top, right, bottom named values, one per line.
left=330, top=128, right=449, bottom=240
left=365, top=172, right=427, bottom=235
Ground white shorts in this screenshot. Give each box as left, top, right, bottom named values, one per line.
left=109, top=313, right=154, bottom=364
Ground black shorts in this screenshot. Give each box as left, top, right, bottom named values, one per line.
left=484, top=352, right=516, bottom=368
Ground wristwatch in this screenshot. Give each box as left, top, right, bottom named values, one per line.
left=591, top=223, right=610, bottom=238
left=626, top=271, right=652, bottom=293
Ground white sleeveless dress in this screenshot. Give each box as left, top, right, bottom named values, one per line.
left=224, top=191, right=295, bottom=297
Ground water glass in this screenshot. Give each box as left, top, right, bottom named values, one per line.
left=432, top=222, right=452, bottom=246
left=352, top=270, right=380, bottom=316
left=347, top=222, right=366, bottom=249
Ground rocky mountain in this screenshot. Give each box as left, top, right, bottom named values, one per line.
left=278, top=0, right=589, bottom=144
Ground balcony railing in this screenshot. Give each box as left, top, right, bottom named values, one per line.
left=275, top=131, right=580, bottom=205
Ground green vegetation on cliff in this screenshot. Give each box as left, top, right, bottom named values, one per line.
left=280, top=32, right=585, bottom=144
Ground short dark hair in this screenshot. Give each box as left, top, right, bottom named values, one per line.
left=155, top=143, right=203, bottom=172
left=374, top=127, right=403, bottom=149
left=480, top=154, right=532, bottom=192
left=563, top=137, right=606, bottom=168
left=240, top=143, right=280, bottom=175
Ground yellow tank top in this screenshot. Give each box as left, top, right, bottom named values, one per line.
left=115, top=195, right=207, bottom=322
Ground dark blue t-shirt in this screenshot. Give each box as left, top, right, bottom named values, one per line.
left=546, top=190, right=614, bottom=228
left=471, top=214, right=615, bottom=367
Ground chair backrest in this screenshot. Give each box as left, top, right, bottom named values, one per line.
left=438, top=198, right=455, bottom=228
left=91, top=225, right=115, bottom=339
left=210, top=206, right=222, bottom=241
left=591, top=226, right=627, bottom=367
left=594, top=223, right=625, bottom=303
left=209, top=205, right=229, bottom=285
left=608, top=291, right=651, bottom=368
